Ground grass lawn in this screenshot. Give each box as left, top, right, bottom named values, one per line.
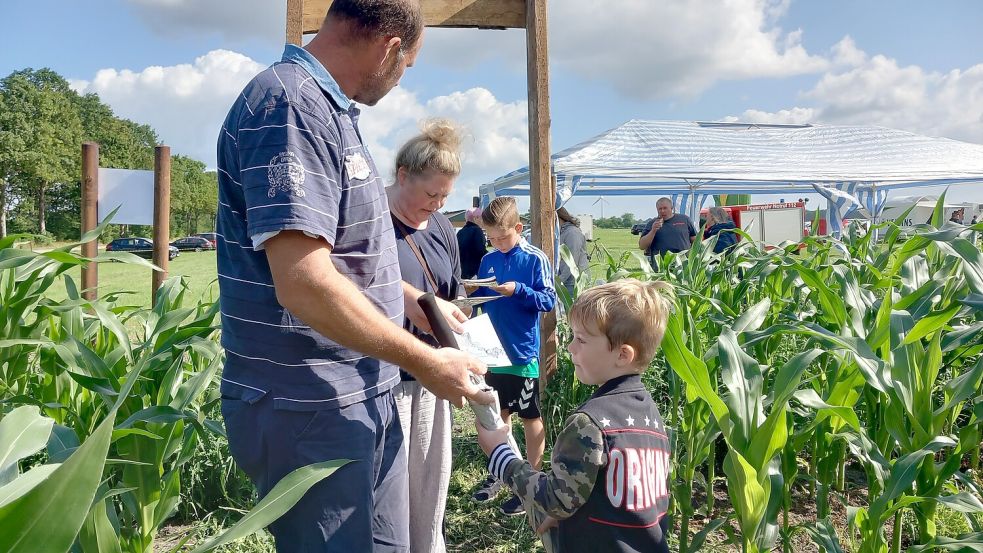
left=47, top=250, right=220, bottom=308
left=588, top=226, right=639, bottom=262
left=42, top=228, right=638, bottom=309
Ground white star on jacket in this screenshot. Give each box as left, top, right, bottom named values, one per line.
left=600, top=417, right=611, bottom=427
left=626, top=415, right=635, bottom=426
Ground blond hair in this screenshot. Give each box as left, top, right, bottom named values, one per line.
left=394, top=118, right=462, bottom=177
left=482, top=196, right=520, bottom=229
left=569, top=279, right=675, bottom=368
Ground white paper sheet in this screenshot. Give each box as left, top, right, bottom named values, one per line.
left=458, top=314, right=511, bottom=367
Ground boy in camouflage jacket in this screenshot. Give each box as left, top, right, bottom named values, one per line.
left=477, top=279, right=674, bottom=553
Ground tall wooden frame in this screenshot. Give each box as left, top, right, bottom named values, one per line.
left=285, top=0, right=557, bottom=378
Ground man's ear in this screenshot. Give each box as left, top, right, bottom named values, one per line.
left=380, top=36, right=402, bottom=65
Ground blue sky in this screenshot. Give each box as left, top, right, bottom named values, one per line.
left=3, top=0, right=982, bottom=218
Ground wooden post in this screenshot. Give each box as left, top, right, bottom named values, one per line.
left=152, top=146, right=171, bottom=301
left=287, top=0, right=304, bottom=45
left=526, top=0, right=556, bottom=381
left=81, top=142, right=99, bottom=301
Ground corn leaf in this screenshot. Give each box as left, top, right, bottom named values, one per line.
left=0, top=407, right=115, bottom=552
left=0, top=406, right=54, bottom=486
left=189, top=459, right=350, bottom=553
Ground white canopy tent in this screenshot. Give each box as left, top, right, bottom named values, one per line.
left=479, top=120, right=983, bottom=234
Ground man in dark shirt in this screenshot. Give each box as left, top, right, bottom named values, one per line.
left=638, top=197, right=696, bottom=263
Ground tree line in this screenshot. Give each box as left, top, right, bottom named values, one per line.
left=0, top=68, right=217, bottom=242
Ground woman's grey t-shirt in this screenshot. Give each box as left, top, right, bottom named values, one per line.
left=393, top=213, right=463, bottom=380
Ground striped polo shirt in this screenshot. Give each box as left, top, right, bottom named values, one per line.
left=215, top=45, right=403, bottom=411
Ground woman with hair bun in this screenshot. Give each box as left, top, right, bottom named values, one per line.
left=386, top=118, right=468, bottom=553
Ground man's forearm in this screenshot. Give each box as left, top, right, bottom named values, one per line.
left=266, top=233, right=435, bottom=375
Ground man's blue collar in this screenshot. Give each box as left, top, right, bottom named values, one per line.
left=281, top=44, right=352, bottom=110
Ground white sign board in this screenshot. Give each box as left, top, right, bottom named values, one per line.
left=97, top=168, right=154, bottom=225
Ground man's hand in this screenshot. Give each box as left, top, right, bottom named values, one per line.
left=650, top=218, right=664, bottom=233
left=416, top=347, right=492, bottom=408
left=489, top=281, right=517, bottom=297
left=475, top=419, right=512, bottom=456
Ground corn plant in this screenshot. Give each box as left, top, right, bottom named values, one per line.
left=665, top=303, right=826, bottom=552
left=0, top=405, right=346, bottom=553
left=0, top=226, right=346, bottom=553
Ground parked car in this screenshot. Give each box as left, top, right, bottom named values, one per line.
left=170, top=236, right=215, bottom=252
left=195, top=232, right=218, bottom=248
left=105, top=237, right=179, bottom=260
left=630, top=218, right=654, bottom=235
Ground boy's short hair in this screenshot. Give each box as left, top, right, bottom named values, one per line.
left=482, top=196, right=520, bottom=229
left=569, top=279, right=675, bottom=368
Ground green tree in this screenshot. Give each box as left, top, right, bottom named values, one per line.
left=170, top=155, right=217, bottom=237
left=75, top=92, right=157, bottom=170
left=0, top=84, right=30, bottom=237
left=0, top=69, right=82, bottom=235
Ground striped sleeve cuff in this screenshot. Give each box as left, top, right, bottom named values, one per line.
left=487, top=443, right=519, bottom=480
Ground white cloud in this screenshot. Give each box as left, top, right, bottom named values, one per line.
left=359, top=87, right=529, bottom=209
left=74, top=50, right=528, bottom=210
left=120, top=0, right=827, bottom=103
left=830, top=36, right=867, bottom=68
left=74, top=50, right=266, bottom=166
left=546, top=0, right=828, bottom=99
left=734, top=45, right=983, bottom=144
left=123, top=0, right=283, bottom=45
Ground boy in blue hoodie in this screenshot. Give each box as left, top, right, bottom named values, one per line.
left=470, top=196, right=556, bottom=516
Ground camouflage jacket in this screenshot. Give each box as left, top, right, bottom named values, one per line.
left=489, top=412, right=605, bottom=520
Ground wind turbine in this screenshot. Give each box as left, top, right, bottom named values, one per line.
left=592, top=196, right=610, bottom=218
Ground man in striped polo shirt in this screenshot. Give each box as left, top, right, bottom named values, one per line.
left=215, top=1, right=489, bottom=551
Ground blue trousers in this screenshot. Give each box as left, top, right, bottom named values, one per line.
left=222, top=388, right=409, bottom=552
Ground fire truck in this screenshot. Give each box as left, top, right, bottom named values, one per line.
left=700, top=201, right=813, bottom=248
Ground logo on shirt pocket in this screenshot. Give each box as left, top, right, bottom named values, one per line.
left=267, top=151, right=306, bottom=198
left=344, top=152, right=372, bottom=181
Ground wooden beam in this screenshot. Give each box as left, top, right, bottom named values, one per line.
left=287, top=0, right=304, bottom=45
left=152, top=146, right=171, bottom=301
left=81, top=142, right=99, bottom=301
left=525, top=0, right=556, bottom=382
left=301, top=0, right=526, bottom=34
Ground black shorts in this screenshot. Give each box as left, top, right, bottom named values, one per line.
left=485, top=372, right=541, bottom=419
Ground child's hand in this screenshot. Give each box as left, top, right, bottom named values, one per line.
left=536, top=516, right=559, bottom=535
left=489, top=281, right=517, bottom=297
left=475, top=420, right=511, bottom=456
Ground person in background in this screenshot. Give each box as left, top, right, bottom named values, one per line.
left=470, top=196, right=556, bottom=517
left=457, top=206, right=486, bottom=280
left=703, top=206, right=738, bottom=254
left=556, top=206, right=589, bottom=296
left=950, top=208, right=965, bottom=224
left=638, top=197, right=696, bottom=265
left=387, top=118, right=470, bottom=553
